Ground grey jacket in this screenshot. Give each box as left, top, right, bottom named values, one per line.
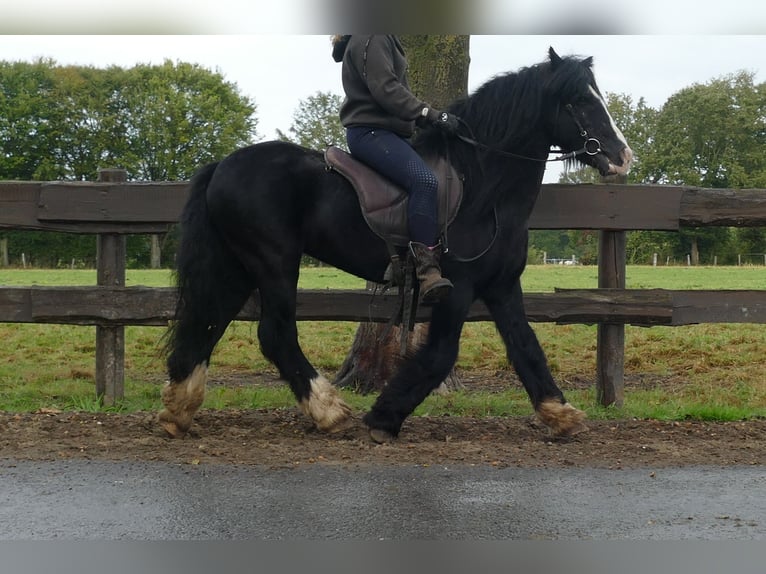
left=339, top=35, right=427, bottom=137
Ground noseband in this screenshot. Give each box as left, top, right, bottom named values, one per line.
left=455, top=102, right=601, bottom=163
left=557, top=103, right=602, bottom=160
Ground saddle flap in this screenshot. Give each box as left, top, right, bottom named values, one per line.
left=325, top=146, right=406, bottom=214
left=324, top=146, right=463, bottom=246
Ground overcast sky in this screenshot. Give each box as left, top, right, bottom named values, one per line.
left=2, top=35, right=763, bottom=138
left=1, top=33, right=764, bottom=181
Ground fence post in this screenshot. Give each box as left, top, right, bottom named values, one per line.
left=95, top=168, right=127, bottom=405
left=596, top=174, right=627, bottom=407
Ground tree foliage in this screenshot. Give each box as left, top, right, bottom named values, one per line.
left=0, top=58, right=258, bottom=267
left=0, top=60, right=60, bottom=180
left=637, top=71, right=766, bottom=188
left=118, top=61, right=258, bottom=181
left=277, top=91, right=345, bottom=151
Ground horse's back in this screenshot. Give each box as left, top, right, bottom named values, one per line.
left=202, top=140, right=374, bottom=255
left=205, top=141, right=324, bottom=218
left=214, top=140, right=322, bottom=185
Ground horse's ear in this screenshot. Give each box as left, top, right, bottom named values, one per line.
left=583, top=56, right=594, bottom=68
left=549, top=47, right=562, bottom=67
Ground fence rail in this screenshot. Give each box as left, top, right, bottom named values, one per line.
left=2, top=286, right=765, bottom=326
left=1, top=170, right=765, bottom=406
left=3, top=180, right=766, bottom=233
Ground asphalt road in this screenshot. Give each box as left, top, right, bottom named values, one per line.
left=0, top=460, right=764, bottom=540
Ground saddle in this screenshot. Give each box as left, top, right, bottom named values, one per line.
left=324, top=146, right=463, bottom=247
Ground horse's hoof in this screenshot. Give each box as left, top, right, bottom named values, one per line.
left=369, top=428, right=395, bottom=444
left=557, top=421, right=589, bottom=438
left=324, top=415, right=356, bottom=434
left=159, top=418, right=187, bottom=439
left=161, top=421, right=186, bottom=438
left=537, top=399, right=587, bottom=437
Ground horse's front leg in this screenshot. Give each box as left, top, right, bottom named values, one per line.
left=362, top=282, right=473, bottom=442
left=483, top=280, right=587, bottom=437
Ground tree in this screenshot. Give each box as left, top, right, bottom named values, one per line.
left=634, top=72, right=765, bottom=264
left=736, top=227, right=766, bottom=261
left=0, top=60, right=96, bottom=267
left=49, top=64, right=126, bottom=182
left=400, top=35, right=470, bottom=109
left=638, top=72, right=765, bottom=188
left=118, top=60, right=258, bottom=182
left=0, top=59, right=61, bottom=180
left=333, top=35, right=470, bottom=394
left=116, top=61, right=259, bottom=268
left=0, top=59, right=259, bottom=267
left=277, top=91, right=346, bottom=151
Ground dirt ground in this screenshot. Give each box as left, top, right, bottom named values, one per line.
left=1, top=372, right=764, bottom=469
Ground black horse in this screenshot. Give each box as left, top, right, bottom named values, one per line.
left=159, top=48, right=633, bottom=441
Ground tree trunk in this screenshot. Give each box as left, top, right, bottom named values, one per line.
left=334, top=311, right=463, bottom=394
left=401, top=35, right=470, bottom=109
left=0, top=237, right=8, bottom=267
left=150, top=235, right=162, bottom=269
left=332, top=36, right=470, bottom=394
left=690, top=236, right=700, bottom=265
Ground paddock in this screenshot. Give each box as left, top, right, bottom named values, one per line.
left=1, top=170, right=765, bottom=406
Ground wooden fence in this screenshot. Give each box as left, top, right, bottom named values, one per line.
left=1, top=169, right=766, bottom=406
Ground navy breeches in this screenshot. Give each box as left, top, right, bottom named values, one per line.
left=346, top=126, right=439, bottom=246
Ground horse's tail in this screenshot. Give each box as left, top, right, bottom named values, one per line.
left=163, top=161, right=240, bottom=381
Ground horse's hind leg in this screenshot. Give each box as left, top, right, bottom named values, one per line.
left=483, top=281, right=586, bottom=437
left=160, top=270, right=254, bottom=438
left=257, top=277, right=352, bottom=432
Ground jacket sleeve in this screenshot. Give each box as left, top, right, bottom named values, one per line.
left=363, top=36, right=427, bottom=122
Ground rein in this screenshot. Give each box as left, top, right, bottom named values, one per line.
left=444, top=206, right=499, bottom=263
left=455, top=103, right=602, bottom=163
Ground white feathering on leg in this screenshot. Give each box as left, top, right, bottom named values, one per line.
left=299, top=375, right=352, bottom=432
left=158, top=363, right=207, bottom=437
left=536, top=398, right=588, bottom=437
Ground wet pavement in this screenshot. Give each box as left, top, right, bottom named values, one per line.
left=0, top=460, right=764, bottom=539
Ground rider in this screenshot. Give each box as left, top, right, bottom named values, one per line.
left=332, top=34, right=461, bottom=304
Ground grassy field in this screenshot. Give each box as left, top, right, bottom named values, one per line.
left=3, top=264, right=763, bottom=291
left=0, top=265, right=764, bottom=420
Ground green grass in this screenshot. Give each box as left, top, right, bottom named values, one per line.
left=2, top=263, right=761, bottom=290
left=0, top=265, right=764, bottom=420
left=0, top=267, right=366, bottom=289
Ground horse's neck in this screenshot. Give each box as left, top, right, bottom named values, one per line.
left=468, top=133, right=550, bottom=216
left=498, top=161, right=547, bottom=214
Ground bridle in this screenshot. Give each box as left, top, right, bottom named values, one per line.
left=455, top=103, right=603, bottom=163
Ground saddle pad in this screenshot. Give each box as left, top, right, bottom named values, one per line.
left=325, top=146, right=463, bottom=246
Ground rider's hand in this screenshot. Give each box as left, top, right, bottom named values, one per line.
left=419, top=107, right=461, bottom=136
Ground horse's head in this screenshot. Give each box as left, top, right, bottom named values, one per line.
left=546, top=47, right=633, bottom=177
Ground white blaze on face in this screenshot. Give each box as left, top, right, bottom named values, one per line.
left=589, top=85, right=634, bottom=175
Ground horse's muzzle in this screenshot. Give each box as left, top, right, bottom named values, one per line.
left=608, top=146, right=634, bottom=176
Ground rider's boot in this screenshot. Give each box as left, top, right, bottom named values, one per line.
left=409, top=241, right=453, bottom=305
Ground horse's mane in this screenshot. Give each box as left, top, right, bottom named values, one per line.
left=414, top=52, right=597, bottom=216
left=447, top=52, right=596, bottom=149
